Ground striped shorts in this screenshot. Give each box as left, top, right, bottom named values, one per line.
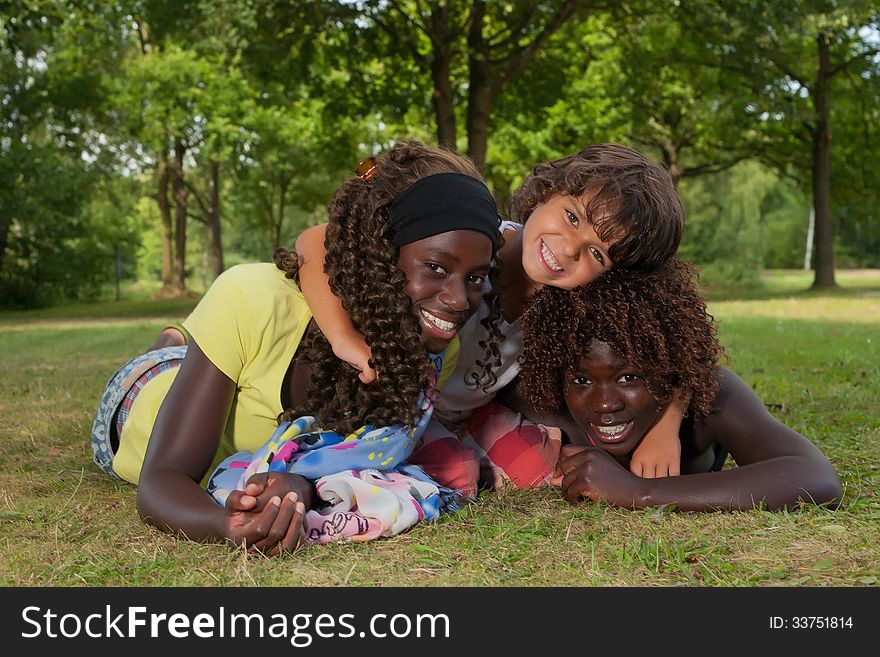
left=90, top=346, right=187, bottom=478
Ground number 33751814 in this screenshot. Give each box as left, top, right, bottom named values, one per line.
left=770, top=617, right=853, bottom=629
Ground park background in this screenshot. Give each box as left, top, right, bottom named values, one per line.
left=0, top=1, right=877, bottom=586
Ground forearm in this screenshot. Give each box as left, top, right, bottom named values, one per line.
left=650, top=400, right=683, bottom=438
left=136, top=468, right=226, bottom=542
left=496, top=379, right=585, bottom=444
left=296, top=224, right=360, bottom=344
left=135, top=339, right=237, bottom=543
left=636, top=455, right=842, bottom=512
left=300, top=261, right=360, bottom=340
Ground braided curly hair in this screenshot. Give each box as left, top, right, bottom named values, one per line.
left=519, top=258, right=726, bottom=419
left=274, top=141, right=503, bottom=434
left=511, top=144, right=683, bottom=273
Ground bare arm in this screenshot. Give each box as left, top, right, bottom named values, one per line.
left=136, top=340, right=311, bottom=550
left=295, top=224, right=376, bottom=383
left=559, top=369, right=842, bottom=512
left=629, top=395, right=684, bottom=478
left=496, top=376, right=585, bottom=444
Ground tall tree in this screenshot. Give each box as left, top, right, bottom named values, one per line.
left=114, top=40, right=201, bottom=296
left=612, top=10, right=761, bottom=182
left=679, top=0, right=880, bottom=288
left=349, top=1, right=583, bottom=172
left=116, top=2, right=260, bottom=292
left=0, top=1, right=135, bottom=306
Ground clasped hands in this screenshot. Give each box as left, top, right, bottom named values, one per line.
left=223, top=472, right=312, bottom=556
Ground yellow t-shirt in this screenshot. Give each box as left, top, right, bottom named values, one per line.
left=112, top=262, right=458, bottom=485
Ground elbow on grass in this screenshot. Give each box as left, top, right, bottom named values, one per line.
left=800, top=476, right=844, bottom=510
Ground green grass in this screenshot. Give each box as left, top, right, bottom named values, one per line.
left=703, top=267, right=880, bottom=301
left=0, top=270, right=878, bottom=586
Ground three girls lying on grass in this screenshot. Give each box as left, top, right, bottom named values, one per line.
left=92, top=141, right=840, bottom=556
left=518, top=258, right=842, bottom=511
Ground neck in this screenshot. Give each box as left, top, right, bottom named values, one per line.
left=499, top=230, right=542, bottom=320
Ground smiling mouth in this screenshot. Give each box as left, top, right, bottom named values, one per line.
left=419, top=309, right=460, bottom=338
left=539, top=239, right=565, bottom=276
left=591, top=420, right=633, bottom=444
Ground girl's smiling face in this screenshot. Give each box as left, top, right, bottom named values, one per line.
left=564, top=339, right=663, bottom=457
left=520, top=193, right=615, bottom=290
left=396, top=229, right=493, bottom=354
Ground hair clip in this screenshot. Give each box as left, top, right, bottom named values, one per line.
left=356, top=157, right=379, bottom=181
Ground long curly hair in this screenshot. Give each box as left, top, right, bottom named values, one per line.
left=519, top=258, right=725, bottom=419
left=511, top=144, right=683, bottom=273
left=274, top=141, right=503, bottom=434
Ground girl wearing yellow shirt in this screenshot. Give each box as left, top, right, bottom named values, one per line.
left=91, top=142, right=502, bottom=555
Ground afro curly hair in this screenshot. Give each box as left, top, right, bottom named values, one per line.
left=519, top=258, right=725, bottom=419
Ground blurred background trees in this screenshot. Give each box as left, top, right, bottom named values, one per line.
left=1, top=0, right=877, bottom=307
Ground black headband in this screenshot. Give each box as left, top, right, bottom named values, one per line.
left=389, top=173, right=500, bottom=248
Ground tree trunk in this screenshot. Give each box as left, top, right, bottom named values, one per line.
left=273, top=182, right=288, bottom=250
left=463, top=0, right=577, bottom=173
left=466, top=1, right=491, bottom=173
left=261, top=193, right=277, bottom=252
left=206, top=160, right=224, bottom=281
left=657, top=138, right=682, bottom=184
left=171, top=140, right=188, bottom=292
left=811, top=33, right=836, bottom=289
left=466, top=73, right=492, bottom=174
left=429, top=3, right=457, bottom=150
left=0, top=215, right=10, bottom=276
left=156, top=156, right=174, bottom=290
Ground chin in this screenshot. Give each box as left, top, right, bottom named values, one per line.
left=421, top=338, right=452, bottom=354
left=599, top=442, right=637, bottom=458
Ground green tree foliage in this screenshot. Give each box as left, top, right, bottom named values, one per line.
left=110, top=0, right=361, bottom=290
left=679, top=161, right=808, bottom=284
left=487, top=14, right=627, bottom=200
left=230, top=97, right=360, bottom=255
left=343, top=1, right=586, bottom=172
left=676, top=0, right=880, bottom=287
left=760, top=178, right=812, bottom=269
left=1, top=1, right=877, bottom=305
left=0, top=1, right=136, bottom=307
left=610, top=9, right=760, bottom=182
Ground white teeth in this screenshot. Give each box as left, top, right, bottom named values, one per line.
left=541, top=240, right=563, bottom=272
left=421, top=310, right=456, bottom=332
left=596, top=424, right=626, bottom=435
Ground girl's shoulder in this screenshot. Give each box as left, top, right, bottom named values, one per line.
left=185, top=262, right=307, bottom=346
left=213, top=263, right=303, bottom=302
left=500, top=220, right=523, bottom=234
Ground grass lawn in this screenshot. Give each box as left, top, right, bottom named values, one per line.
left=0, top=269, right=877, bottom=586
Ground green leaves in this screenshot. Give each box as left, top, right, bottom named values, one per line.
left=3, top=0, right=878, bottom=304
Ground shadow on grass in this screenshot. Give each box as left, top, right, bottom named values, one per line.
left=0, top=296, right=201, bottom=326
left=702, top=269, right=880, bottom=303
